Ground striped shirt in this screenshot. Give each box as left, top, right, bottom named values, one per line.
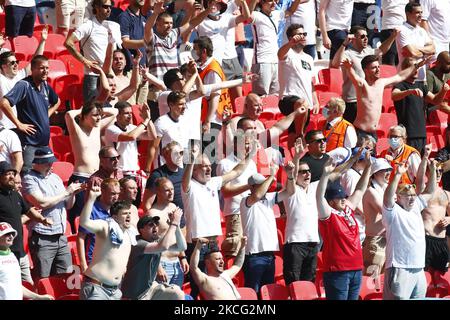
left=146, top=28, right=180, bottom=81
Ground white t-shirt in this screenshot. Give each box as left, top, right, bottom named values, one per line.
left=0, top=127, right=22, bottom=164
left=216, top=154, right=257, bottom=216
left=0, top=250, right=22, bottom=300
left=182, top=177, right=223, bottom=242
left=420, top=0, right=450, bottom=51
left=5, top=0, right=34, bottom=6
left=325, top=0, right=354, bottom=31
left=278, top=50, right=314, bottom=105
left=381, top=0, right=409, bottom=30
left=288, top=0, right=317, bottom=46
left=197, top=15, right=237, bottom=64
left=283, top=182, right=320, bottom=244
left=382, top=196, right=426, bottom=269
left=157, top=90, right=171, bottom=117
left=154, top=114, right=189, bottom=149
left=251, top=10, right=285, bottom=64
left=0, top=69, right=27, bottom=129
left=240, top=192, right=279, bottom=254
left=396, top=22, right=432, bottom=81
left=104, top=123, right=140, bottom=171
left=73, top=17, right=109, bottom=75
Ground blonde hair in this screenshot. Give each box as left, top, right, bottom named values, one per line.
left=327, top=97, right=346, bottom=115
left=389, top=125, right=407, bottom=139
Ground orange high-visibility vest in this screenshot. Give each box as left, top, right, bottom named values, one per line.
left=199, top=59, right=233, bottom=123
left=323, top=118, right=353, bottom=152
left=381, top=144, right=420, bottom=184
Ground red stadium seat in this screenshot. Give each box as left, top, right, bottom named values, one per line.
left=262, top=94, right=279, bottom=112
left=234, top=96, right=246, bottom=114
left=12, top=36, right=39, bottom=61
left=33, top=24, right=54, bottom=38
left=237, top=287, right=258, bottom=300
left=359, top=275, right=380, bottom=300
left=53, top=74, right=80, bottom=112
left=317, top=68, right=343, bottom=95
left=74, top=216, right=80, bottom=234
left=52, top=161, right=74, bottom=186
left=51, top=135, right=72, bottom=162
left=0, top=12, right=5, bottom=33
left=316, top=91, right=341, bottom=108
left=376, top=113, right=398, bottom=137
left=58, top=293, right=79, bottom=300
left=47, top=59, right=69, bottom=86
left=50, top=126, right=64, bottom=136
left=57, top=53, right=84, bottom=83
left=43, top=33, right=68, bottom=59
left=66, top=83, right=84, bottom=110
left=382, top=87, right=395, bottom=113
left=67, top=234, right=80, bottom=266
left=379, top=64, right=398, bottom=79
left=289, top=280, right=319, bottom=300
left=36, top=273, right=82, bottom=299
left=260, top=283, right=290, bottom=300
left=65, top=220, right=72, bottom=236
left=376, top=138, right=390, bottom=156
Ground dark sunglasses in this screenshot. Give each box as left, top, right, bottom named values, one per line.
left=103, top=155, right=120, bottom=161
left=359, top=34, right=368, bottom=39
left=298, top=32, right=308, bottom=37
left=298, top=169, right=311, bottom=174
left=312, top=138, right=326, bottom=144
left=8, top=60, right=19, bottom=66
left=101, top=4, right=112, bottom=9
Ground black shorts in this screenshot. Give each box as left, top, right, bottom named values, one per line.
left=425, top=235, right=450, bottom=272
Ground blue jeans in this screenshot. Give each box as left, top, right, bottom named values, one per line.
left=5, top=5, right=36, bottom=37
left=160, top=260, right=184, bottom=288
left=21, top=145, right=40, bottom=176
left=83, top=74, right=99, bottom=105
left=67, top=174, right=90, bottom=231
left=243, top=253, right=275, bottom=294
left=323, top=270, right=362, bottom=300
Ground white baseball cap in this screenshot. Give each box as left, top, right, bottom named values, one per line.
left=0, top=222, right=17, bottom=239
left=371, top=158, right=393, bottom=176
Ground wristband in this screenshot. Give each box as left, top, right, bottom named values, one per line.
left=170, top=223, right=179, bottom=227
left=179, top=256, right=187, bottom=260
left=140, top=122, right=148, bottom=129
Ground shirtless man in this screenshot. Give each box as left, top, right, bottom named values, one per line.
left=119, top=177, right=140, bottom=228
left=362, top=158, right=393, bottom=276
left=417, top=145, right=450, bottom=273
left=149, top=177, right=189, bottom=288
left=65, top=103, right=117, bottom=227
left=190, top=236, right=247, bottom=300
left=79, top=182, right=136, bottom=300
left=341, top=54, right=431, bottom=139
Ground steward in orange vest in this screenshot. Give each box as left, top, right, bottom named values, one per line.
left=381, top=144, right=420, bottom=184
left=323, top=117, right=354, bottom=152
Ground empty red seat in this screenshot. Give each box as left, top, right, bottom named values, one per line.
left=260, top=283, right=290, bottom=300
left=43, top=33, right=68, bottom=59
left=317, top=68, right=343, bottom=95
left=57, top=53, right=84, bottom=83
left=36, top=273, right=82, bottom=299
left=52, top=161, right=74, bottom=186
left=376, top=138, right=390, bottom=156
left=379, top=64, right=398, bottom=79
left=50, top=135, right=72, bottom=161
left=237, top=287, right=258, bottom=300
left=376, top=113, right=398, bottom=137
left=261, top=94, right=279, bottom=113
left=12, top=36, right=39, bottom=61
left=317, top=91, right=341, bottom=108
left=234, top=96, right=246, bottom=114
left=289, top=280, right=319, bottom=300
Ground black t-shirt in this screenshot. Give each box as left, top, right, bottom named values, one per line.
left=300, top=153, right=330, bottom=182
left=0, top=188, right=31, bottom=259
left=393, top=81, right=428, bottom=139
left=145, top=164, right=184, bottom=211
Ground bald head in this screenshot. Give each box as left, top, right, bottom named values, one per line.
left=436, top=51, right=450, bottom=74
left=243, top=93, right=263, bottom=120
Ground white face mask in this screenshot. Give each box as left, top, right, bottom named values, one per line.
left=322, top=107, right=329, bottom=119
left=209, top=11, right=221, bottom=17
left=388, top=137, right=402, bottom=149
left=191, top=50, right=200, bottom=62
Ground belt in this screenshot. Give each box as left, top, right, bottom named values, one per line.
left=84, top=276, right=120, bottom=290
left=247, top=251, right=274, bottom=257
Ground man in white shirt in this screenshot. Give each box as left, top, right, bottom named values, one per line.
left=0, top=125, right=23, bottom=172
left=182, top=140, right=256, bottom=299
left=240, top=163, right=296, bottom=293
left=318, top=0, right=355, bottom=61
left=248, top=0, right=301, bottom=95
left=396, top=1, right=435, bottom=82
left=419, top=0, right=450, bottom=59
left=278, top=23, right=319, bottom=114
left=382, top=160, right=437, bottom=300
left=0, top=27, right=48, bottom=129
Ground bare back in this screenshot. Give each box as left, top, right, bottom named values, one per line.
left=362, top=186, right=386, bottom=237
left=422, top=189, right=450, bottom=238
left=199, top=272, right=240, bottom=300
left=66, top=120, right=101, bottom=175
left=85, top=228, right=132, bottom=286
left=353, top=79, right=387, bottom=132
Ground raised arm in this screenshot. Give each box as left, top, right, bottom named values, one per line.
left=221, top=140, right=258, bottom=185
left=384, top=56, right=432, bottom=87
left=234, top=0, right=251, bottom=24
left=144, top=0, right=164, bottom=44
left=421, top=160, right=437, bottom=202
left=416, top=144, right=432, bottom=194
left=79, top=181, right=108, bottom=235
left=245, top=163, right=278, bottom=207
left=330, top=34, right=353, bottom=68
left=269, top=104, right=307, bottom=139
left=341, top=58, right=365, bottom=88
left=285, top=0, right=305, bottom=18
left=179, top=3, right=213, bottom=39
left=316, top=158, right=335, bottom=220
left=347, top=152, right=372, bottom=209
left=189, top=238, right=210, bottom=287
left=278, top=34, right=300, bottom=61
left=99, top=106, right=118, bottom=131
left=378, top=28, right=399, bottom=56
left=277, top=162, right=297, bottom=202
left=224, top=236, right=247, bottom=279
left=182, top=142, right=200, bottom=193
left=89, top=64, right=111, bottom=103
left=383, top=162, right=407, bottom=209
left=25, top=25, right=48, bottom=74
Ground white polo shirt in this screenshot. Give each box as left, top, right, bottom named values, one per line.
left=396, top=22, right=433, bottom=81
left=216, top=154, right=257, bottom=216
left=325, top=0, right=354, bottom=31
left=104, top=123, right=140, bottom=171
left=381, top=0, right=409, bottom=30
left=197, top=14, right=237, bottom=64
left=382, top=196, right=426, bottom=269
left=240, top=192, right=279, bottom=254
left=420, top=0, right=450, bottom=54
left=278, top=50, right=314, bottom=105
left=283, top=181, right=320, bottom=244
left=182, top=177, right=223, bottom=242
left=251, top=10, right=285, bottom=64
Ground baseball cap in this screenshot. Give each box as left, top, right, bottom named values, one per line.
left=325, top=182, right=348, bottom=200
left=33, top=146, right=58, bottom=164
left=0, top=222, right=17, bottom=238
left=248, top=173, right=267, bottom=186
left=137, top=215, right=161, bottom=230
left=0, top=161, right=17, bottom=175
left=371, top=158, right=393, bottom=176
left=352, top=147, right=370, bottom=161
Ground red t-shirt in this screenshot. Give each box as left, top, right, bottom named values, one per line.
left=319, top=205, right=363, bottom=272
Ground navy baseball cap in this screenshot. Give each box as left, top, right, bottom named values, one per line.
left=325, top=182, right=348, bottom=200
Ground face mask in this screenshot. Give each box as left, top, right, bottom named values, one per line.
left=209, top=11, right=221, bottom=17
left=322, top=108, right=329, bottom=119
left=191, top=50, right=200, bottom=62
left=388, top=137, right=401, bottom=149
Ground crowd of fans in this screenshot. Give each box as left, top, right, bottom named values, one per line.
left=0, top=0, right=450, bottom=301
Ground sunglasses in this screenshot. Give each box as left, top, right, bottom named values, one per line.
left=101, top=4, right=112, bottom=9
left=298, top=169, right=311, bottom=174
left=8, top=60, right=19, bottom=66
left=103, top=155, right=120, bottom=161
left=297, top=32, right=308, bottom=37
left=358, top=34, right=368, bottom=39
left=312, top=138, right=326, bottom=144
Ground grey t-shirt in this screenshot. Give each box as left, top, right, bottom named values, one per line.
left=121, top=238, right=161, bottom=300
left=342, top=46, right=376, bottom=103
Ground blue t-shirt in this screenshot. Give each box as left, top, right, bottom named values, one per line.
left=78, top=201, right=110, bottom=263
left=118, top=8, right=148, bottom=67
left=5, top=76, right=58, bottom=146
